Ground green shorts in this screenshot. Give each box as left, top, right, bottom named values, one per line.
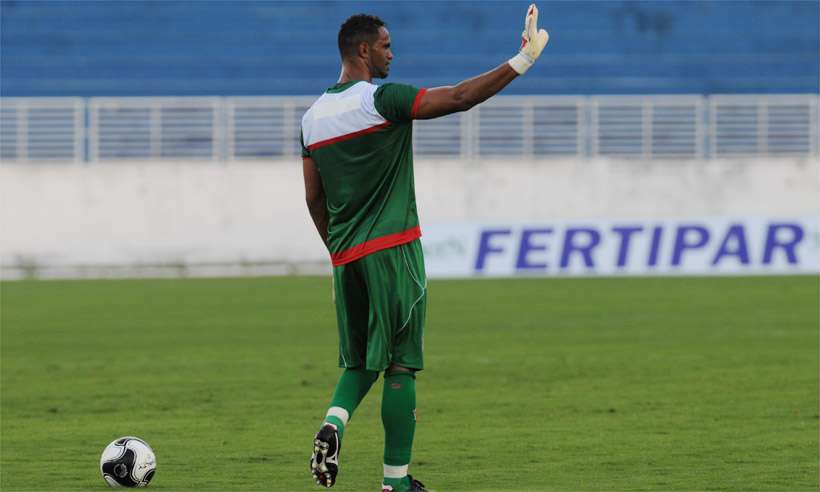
left=332, top=239, right=427, bottom=372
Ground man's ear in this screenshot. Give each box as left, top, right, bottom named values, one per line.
left=358, top=41, right=370, bottom=59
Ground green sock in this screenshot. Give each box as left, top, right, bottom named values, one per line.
left=323, top=368, right=378, bottom=439
left=382, top=371, right=416, bottom=491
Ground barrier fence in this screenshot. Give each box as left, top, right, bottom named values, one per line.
left=1, top=94, right=817, bottom=163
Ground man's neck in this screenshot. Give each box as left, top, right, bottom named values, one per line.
left=338, top=63, right=371, bottom=84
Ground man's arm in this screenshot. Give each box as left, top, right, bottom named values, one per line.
left=413, top=64, right=518, bottom=120
left=414, top=3, right=549, bottom=120
left=303, top=156, right=329, bottom=248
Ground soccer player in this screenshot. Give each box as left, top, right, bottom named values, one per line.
left=301, top=5, right=549, bottom=491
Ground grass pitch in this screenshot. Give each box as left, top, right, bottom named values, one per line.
left=1, top=276, right=818, bottom=491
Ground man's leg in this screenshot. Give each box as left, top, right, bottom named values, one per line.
left=373, top=241, right=427, bottom=492
left=381, top=364, right=417, bottom=492
left=356, top=241, right=427, bottom=491
left=312, top=368, right=379, bottom=487
left=325, top=368, right=379, bottom=439
left=312, top=263, right=371, bottom=488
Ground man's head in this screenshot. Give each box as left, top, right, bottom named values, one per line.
left=338, top=14, right=392, bottom=79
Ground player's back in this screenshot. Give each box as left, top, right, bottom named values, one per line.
left=301, top=80, right=426, bottom=266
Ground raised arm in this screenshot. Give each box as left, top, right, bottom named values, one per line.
left=413, top=64, right=518, bottom=120
left=303, top=156, right=329, bottom=248
left=414, top=3, right=549, bottom=120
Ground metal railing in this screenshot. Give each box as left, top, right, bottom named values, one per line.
left=1, top=94, right=817, bottom=162
left=0, top=98, right=85, bottom=163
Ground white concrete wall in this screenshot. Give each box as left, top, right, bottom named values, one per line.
left=1, top=158, right=818, bottom=278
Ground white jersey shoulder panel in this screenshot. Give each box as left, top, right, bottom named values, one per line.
left=301, top=82, right=386, bottom=148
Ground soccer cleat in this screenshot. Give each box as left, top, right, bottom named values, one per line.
left=407, top=476, right=429, bottom=492
left=310, top=424, right=341, bottom=488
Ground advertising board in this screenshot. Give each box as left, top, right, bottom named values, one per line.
left=421, top=218, right=820, bottom=277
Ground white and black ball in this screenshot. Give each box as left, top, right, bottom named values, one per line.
left=100, top=436, right=156, bottom=487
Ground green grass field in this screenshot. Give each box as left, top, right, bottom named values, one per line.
left=1, top=276, right=817, bottom=491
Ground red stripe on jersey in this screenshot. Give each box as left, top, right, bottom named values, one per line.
left=411, top=88, right=427, bottom=119
left=307, top=121, right=392, bottom=151
left=331, top=226, right=422, bottom=266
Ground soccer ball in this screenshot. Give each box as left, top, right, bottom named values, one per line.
left=100, top=436, right=157, bottom=487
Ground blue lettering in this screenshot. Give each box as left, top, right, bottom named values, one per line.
left=763, top=223, right=803, bottom=265
left=560, top=228, right=601, bottom=269
left=711, top=224, right=750, bottom=266
left=516, top=228, right=553, bottom=270
left=612, top=226, right=642, bottom=268
left=648, top=225, right=663, bottom=267
left=671, top=225, right=710, bottom=266
left=475, top=229, right=512, bottom=271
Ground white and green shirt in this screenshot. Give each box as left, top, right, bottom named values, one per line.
left=301, top=80, right=427, bottom=266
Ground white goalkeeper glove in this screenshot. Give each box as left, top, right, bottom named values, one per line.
left=508, top=3, right=550, bottom=75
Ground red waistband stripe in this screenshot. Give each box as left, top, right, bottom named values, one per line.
left=331, top=226, right=422, bottom=266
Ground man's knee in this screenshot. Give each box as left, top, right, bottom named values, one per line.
left=386, top=363, right=412, bottom=374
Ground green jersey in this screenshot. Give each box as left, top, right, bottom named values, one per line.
left=301, top=80, right=427, bottom=266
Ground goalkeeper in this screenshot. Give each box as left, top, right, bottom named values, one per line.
left=301, top=4, right=549, bottom=491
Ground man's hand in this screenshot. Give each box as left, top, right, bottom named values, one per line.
left=508, top=4, right=550, bottom=75
left=411, top=3, right=548, bottom=119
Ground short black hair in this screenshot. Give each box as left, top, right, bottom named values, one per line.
left=338, top=14, right=385, bottom=60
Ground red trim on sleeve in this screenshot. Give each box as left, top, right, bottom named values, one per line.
left=410, top=88, right=427, bottom=119
left=331, top=226, right=422, bottom=266
left=307, top=121, right=392, bottom=152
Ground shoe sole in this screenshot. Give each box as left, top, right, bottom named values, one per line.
left=310, top=426, right=338, bottom=488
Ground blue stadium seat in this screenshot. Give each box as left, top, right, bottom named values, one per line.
left=1, top=0, right=817, bottom=96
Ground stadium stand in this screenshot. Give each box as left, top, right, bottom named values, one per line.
left=1, top=0, right=818, bottom=97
